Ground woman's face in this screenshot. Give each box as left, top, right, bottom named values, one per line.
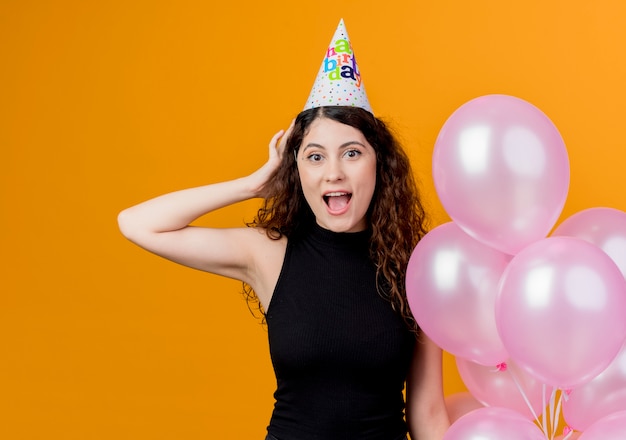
left=296, top=117, right=377, bottom=233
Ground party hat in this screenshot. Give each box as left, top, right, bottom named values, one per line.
left=304, top=19, right=372, bottom=113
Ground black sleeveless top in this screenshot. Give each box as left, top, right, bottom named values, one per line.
left=265, top=223, right=416, bottom=440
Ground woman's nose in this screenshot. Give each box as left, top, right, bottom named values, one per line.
left=324, top=159, right=345, bottom=181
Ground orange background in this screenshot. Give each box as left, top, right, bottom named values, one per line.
left=2, top=0, right=626, bottom=438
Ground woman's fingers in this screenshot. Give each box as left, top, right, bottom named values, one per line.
left=269, top=129, right=285, bottom=159
left=276, top=119, right=295, bottom=156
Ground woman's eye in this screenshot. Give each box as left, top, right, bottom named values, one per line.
left=344, top=149, right=361, bottom=158
left=307, top=153, right=323, bottom=162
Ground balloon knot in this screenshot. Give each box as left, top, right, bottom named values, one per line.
left=561, top=389, right=572, bottom=402
left=563, top=425, right=573, bottom=435
left=495, top=362, right=507, bottom=372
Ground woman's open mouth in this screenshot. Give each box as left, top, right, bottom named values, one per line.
left=323, top=192, right=352, bottom=212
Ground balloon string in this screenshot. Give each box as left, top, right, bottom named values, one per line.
left=551, top=390, right=565, bottom=440
left=540, top=383, right=549, bottom=438
left=549, top=387, right=557, bottom=440
left=505, top=364, right=543, bottom=432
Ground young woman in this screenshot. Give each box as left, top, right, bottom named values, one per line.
left=118, top=105, right=450, bottom=439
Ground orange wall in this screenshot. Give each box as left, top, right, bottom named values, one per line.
left=1, top=1, right=625, bottom=438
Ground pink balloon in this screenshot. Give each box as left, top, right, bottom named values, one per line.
left=563, top=342, right=626, bottom=431
left=578, top=410, right=626, bottom=440
left=553, top=207, right=626, bottom=278
left=406, top=222, right=509, bottom=365
left=497, top=237, right=626, bottom=389
left=443, top=406, right=546, bottom=440
left=433, top=94, right=570, bottom=255
left=456, top=357, right=545, bottom=420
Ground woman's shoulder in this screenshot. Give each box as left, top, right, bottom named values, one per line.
left=248, top=227, right=288, bottom=267
left=242, top=227, right=287, bottom=309
left=242, top=226, right=288, bottom=245
left=226, top=226, right=287, bottom=264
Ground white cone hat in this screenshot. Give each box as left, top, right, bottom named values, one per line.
left=304, top=19, right=372, bottom=113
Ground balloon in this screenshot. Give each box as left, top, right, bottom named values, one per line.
left=445, top=392, right=484, bottom=423
left=443, top=406, right=546, bottom=440
left=406, top=222, right=509, bottom=365
left=497, top=236, right=626, bottom=389
left=578, top=410, right=626, bottom=439
left=553, top=207, right=626, bottom=278
left=433, top=94, right=569, bottom=255
left=456, top=357, right=544, bottom=420
left=563, top=342, right=626, bottom=431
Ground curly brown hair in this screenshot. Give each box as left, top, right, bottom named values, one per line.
left=245, top=106, right=429, bottom=333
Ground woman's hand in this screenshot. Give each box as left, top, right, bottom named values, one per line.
left=247, top=119, right=295, bottom=197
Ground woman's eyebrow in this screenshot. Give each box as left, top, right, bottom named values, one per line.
left=339, top=141, right=366, bottom=149
left=301, top=143, right=326, bottom=152
left=302, top=141, right=366, bottom=152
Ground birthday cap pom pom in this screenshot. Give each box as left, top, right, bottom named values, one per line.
left=304, top=19, right=372, bottom=113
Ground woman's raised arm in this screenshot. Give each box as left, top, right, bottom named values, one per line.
left=117, top=124, right=292, bottom=288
